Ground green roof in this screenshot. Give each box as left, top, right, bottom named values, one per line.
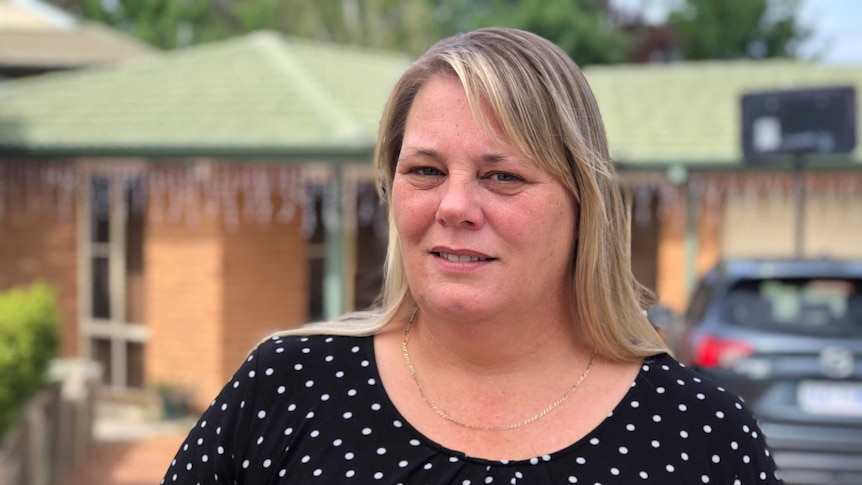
left=0, top=31, right=411, bottom=159
left=4, top=38, right=861, bottom=169
left=584, top=60, right=862, bottom=168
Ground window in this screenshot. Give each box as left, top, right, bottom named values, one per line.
left=81, top=174, right=148, bottom=389
left=721, top=277, right=862, bottom=336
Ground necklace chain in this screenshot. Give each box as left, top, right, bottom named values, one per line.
left=400, top=310, right=598, bottom=432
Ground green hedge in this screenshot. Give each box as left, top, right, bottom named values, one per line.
left=0, top=283, right=60, bottom=437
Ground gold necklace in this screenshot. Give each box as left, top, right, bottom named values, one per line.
left=400, top=310, right=598, bottom=432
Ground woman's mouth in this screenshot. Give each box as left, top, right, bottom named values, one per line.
left=434, top=252, right=493, bottom=262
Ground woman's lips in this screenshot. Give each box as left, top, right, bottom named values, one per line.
left=434, top=252, right=491, bottom=262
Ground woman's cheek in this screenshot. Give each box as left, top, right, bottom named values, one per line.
left=394, top=189, right=438, bottom=232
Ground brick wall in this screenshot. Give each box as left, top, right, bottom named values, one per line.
left=0, top=165, right=78, bottom=357
left=657, top=184, right=723, bottom=313
left=145, top=216, right=225, bottom=411
left=656, top=185, right=688, bottom=314
left=145, top=166, right=308, bottom=411
left=221, top=215, right=307, bottom=390
left=696, top=195, right=722, bottom=277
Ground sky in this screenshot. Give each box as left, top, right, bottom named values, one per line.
left=798, top=0, right=862, bottom=64
left=610, top=0, right=862, bottom=65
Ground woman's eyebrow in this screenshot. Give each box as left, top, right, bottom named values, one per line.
left=399, top=146, right=519, bottom=168
left=400, top=147, right=441, bottom=161
left=402, top=147, right=510, bottom=162
left=481, top=153, right=509, bottom=164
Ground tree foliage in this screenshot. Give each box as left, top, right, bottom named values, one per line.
left=231, top=0, right=441, bottom=55
left=48, top=0, right=233, bottom=49
left=47, top=0, right=811, bottom=63
left=0, top=283, right=60, bottom=437
left=667, top=0, right=811, bottom=60
left=434, top=0, right=631, bottom=65
left=48, top=0, right=441, bottom=54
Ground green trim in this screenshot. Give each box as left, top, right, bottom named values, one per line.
left=615, top=155, right=862, bottom=173
left=323, top=168, right=345, bottom=320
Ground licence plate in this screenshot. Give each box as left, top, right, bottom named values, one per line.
left=798, top=381, right=862, bottom=417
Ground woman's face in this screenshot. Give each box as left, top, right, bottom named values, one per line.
left=392, top=75, right=578, bottom=322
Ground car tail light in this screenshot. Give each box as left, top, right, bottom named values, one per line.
left=693, top=335, right=754, bottom=368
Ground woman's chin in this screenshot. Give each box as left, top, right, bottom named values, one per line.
left=416, top=296, right=504, bottom=322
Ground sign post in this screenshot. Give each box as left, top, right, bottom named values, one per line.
left=741, top=86, right=856, bottom=257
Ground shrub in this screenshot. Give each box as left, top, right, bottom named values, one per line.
left=0, top=283, right=60, bottom=437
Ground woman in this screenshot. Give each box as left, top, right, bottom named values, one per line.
left=162, top=28, right=782, bottom=484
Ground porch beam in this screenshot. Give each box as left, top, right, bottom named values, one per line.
left=323, top=168, right=344, bottom=320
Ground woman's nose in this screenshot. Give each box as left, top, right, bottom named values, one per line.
left=435, top=176, right=484, bottom=229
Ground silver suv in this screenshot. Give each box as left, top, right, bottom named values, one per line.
left=677, top=259, right=862, bottom=485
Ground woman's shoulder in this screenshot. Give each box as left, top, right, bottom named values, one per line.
left=635, top=353, right=756, bottom=427
left=594, top=353, right=781, bottom=483
left=241, top=333, right=377, bottom=402
left=253, top=332, right=374, bottom=363
left=640, top=354, right=738, bottom=398
left=258, top=313, right=382, bottom=346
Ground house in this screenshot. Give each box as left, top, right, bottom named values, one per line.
left=5, top=26, right=862, bottom=408
left=0, top=0, right=154, bottom=79
left=584, top=60, right=862, bottom=314
left=0, top=30, right=410, bottom=409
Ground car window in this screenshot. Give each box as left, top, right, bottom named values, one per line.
left=685, top=280, right=714, bottom=326
left=721, top=277, right=862, bottom=336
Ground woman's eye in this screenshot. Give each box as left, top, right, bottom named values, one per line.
left=411, top=167, right=443, bottom=176
left=488, top=172, right=521, bottom=183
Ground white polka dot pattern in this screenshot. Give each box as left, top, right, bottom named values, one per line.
left=161, top=335, right=783, bottom=484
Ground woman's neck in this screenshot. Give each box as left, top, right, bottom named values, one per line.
left=407, top=305, right=587, bottom=376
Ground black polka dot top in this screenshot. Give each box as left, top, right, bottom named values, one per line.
left=161, top=334, right=783, bottom=484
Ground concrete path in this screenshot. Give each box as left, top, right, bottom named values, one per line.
left=63, top=401, right=195, bottom=485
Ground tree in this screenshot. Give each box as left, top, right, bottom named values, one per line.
left=667, top=0, right=811, bottom=60
left=231, top=0, right=441, bottom=55
left=433, top=0, right=632, bottom=65
left=48, top=0, right=442, bottom=54
left=47, top=0, right=634, bottom=62
left=48, top=0, right=234, bottom=49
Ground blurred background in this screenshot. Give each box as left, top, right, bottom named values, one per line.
left=0, top=0, right=860, bottom=484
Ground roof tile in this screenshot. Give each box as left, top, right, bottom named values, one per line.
left=584, top=60, right=862, bottom=166
left=0, top=30, right=411, bottom=158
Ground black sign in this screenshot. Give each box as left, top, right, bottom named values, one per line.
left=741, top=86, right=856, bottom=160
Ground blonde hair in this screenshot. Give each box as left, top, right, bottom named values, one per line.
left=274, top=27, right=667, bottom=361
